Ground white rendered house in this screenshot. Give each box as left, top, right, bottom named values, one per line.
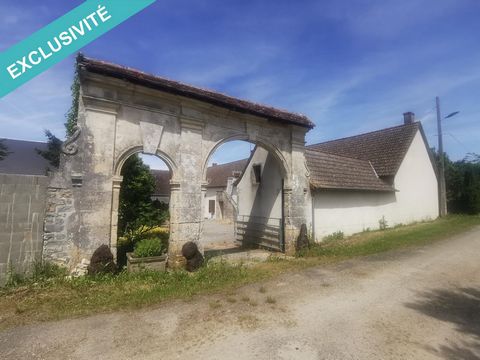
left=232, top=113, right=439, bottom=243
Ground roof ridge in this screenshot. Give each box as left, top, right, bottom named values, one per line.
left=307, top=122, right=419, bottom=148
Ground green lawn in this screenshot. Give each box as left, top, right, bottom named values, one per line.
left=0, top=215, right=478, bottom=330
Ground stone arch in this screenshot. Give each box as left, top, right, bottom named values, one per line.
left=202, top=134, right=290, bottom=185
left=43, top=56, right=313, bottom=272
left=110, top=145, right=177, bottom=259
left=201, top=134, right=291, bottom=252
left=114, top=145, right=178, bottom=179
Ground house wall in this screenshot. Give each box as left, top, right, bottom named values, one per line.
left=236, top=147, right=283, bottom=222
left=312, top=190, right=397, bottom=239
left=0, top=174, right=48, bottom=286
left=312, top=130, right=439, bottom=240
left=392, top=130, right=439, bottom=222
left=203, top=187, right=224, bottom=219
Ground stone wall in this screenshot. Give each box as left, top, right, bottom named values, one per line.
left=0, top=174, right=48, bottom=286
left=43, top=187, right=78, bottom=269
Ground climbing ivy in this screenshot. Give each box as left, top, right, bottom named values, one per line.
left=64, top=64, right=80, bottom=137
left=38, top=61, right=80, bottom=166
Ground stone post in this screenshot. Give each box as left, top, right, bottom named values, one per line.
left=167, top=116, right=204, bottom=267
left=109, top=175, right=123, bottom=259
left=283, top=127, right=309, bottom=256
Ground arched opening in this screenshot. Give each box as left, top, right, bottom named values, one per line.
left=201, top=139, right=286, bottom=254
left=115, top=152, right=172, bottom=268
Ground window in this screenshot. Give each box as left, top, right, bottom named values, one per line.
left=252, top=164, right=262, bottom=184
left=209, top=200, right=215, bottom=214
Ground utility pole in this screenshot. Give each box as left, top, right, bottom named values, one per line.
left=436, top=96, right=447, bottom=217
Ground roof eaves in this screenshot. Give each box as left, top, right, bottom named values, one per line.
left=77, top=54, right=315, bottom=129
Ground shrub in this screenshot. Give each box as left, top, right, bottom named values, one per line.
left=117, top=226, right=169, bottom=267
left=4, top=261, right=67, bottom=288
left=379, top=216, right=389, bottom=230
left=133, top=237, right=166, bottom=258
left=323, top=231, right=344, bottom=242
left=30, top=261, right=67, bottom=282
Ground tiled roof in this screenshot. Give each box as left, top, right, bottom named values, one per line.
left=305, top=149, right=394, bottom=192
left=150, top=170, right=171, bottom=195
left=206, top=159, right=249, bottom=188
left=151, top=159, right=249, bottom=194
left=77, top=55, right=315, bottom=129
left=308, top=123, right=420, bottom=177
left=0, top=139, right=50, bottom=175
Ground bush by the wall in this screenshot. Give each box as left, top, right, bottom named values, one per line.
left=117, top=226, right=169, bottom=266
left=323, top=231, right=344, bottom=243
left=133, top=237, right=166, bottom=258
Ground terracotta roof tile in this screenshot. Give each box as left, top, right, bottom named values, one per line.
left=77, top=55, right=314, bottom=129
left=151, top=159, right=249, bottom=194
left=206, top=159, right=249, bottom=188
left=305, top=149, right=394, bottom=192
left=308, top=123, right=420, bottom=177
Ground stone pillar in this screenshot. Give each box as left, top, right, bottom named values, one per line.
left=283, top=127, right=309, bottom=256
left=109, top=175, right=123, bottom=259
left=167, top=117, right=204, bottom=267
left=282, top=187, right=296, bottom=255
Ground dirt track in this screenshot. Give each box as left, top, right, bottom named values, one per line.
left=1, top=227, right=479, bottom=360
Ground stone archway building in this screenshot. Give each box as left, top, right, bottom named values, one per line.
left=43, top=55, right=314, bottom=270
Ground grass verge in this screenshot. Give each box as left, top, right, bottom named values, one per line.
left=0, top=215, right=478, bottom=330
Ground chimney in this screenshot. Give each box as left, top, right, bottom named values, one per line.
left=403, top=112, right=415, bottom=125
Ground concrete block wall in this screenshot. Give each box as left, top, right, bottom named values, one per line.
left=0, top=174, right=48, bottom=286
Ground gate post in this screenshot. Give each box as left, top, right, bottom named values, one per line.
left=109, top=175, right=123, bottom=259
left=283, top=128, right=310, bottom=256
left=167, top=116, right=205, bottom=267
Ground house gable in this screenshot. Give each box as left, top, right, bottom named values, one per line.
left=308, top=122, right=420, bottom=177
left=393, top=129, right=439, bottom=221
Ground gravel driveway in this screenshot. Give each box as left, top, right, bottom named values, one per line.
left=1, top=227, right=479, bottom=360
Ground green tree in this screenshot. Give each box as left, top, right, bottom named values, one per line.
left=0, top=139, right=8, bottom=161
left=38, top=60, right=80, bottom=166
left=451, top=156, right=480, bottom=214
left=435, top=150, right=480, bottom=214
left=36, top=130, right=62, bottom=169
left=118, top=154, right=168, bottom=236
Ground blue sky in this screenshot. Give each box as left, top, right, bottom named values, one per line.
left=1, top=0, right=479, bottom=170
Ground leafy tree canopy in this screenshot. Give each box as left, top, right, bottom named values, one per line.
left=0, top=139, right=9, bottom=161
left=118, top=154, right=169, bottom=236
left=434, top=150, right=480, bottom=215
left=36, top=130, right=62, bottom=169
left=38, top=62, right=80, bottom=166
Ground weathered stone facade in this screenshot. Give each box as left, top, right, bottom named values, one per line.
left=43, top=188, right=77, bottom=269
left=43, top=57, right=313, bottom=270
